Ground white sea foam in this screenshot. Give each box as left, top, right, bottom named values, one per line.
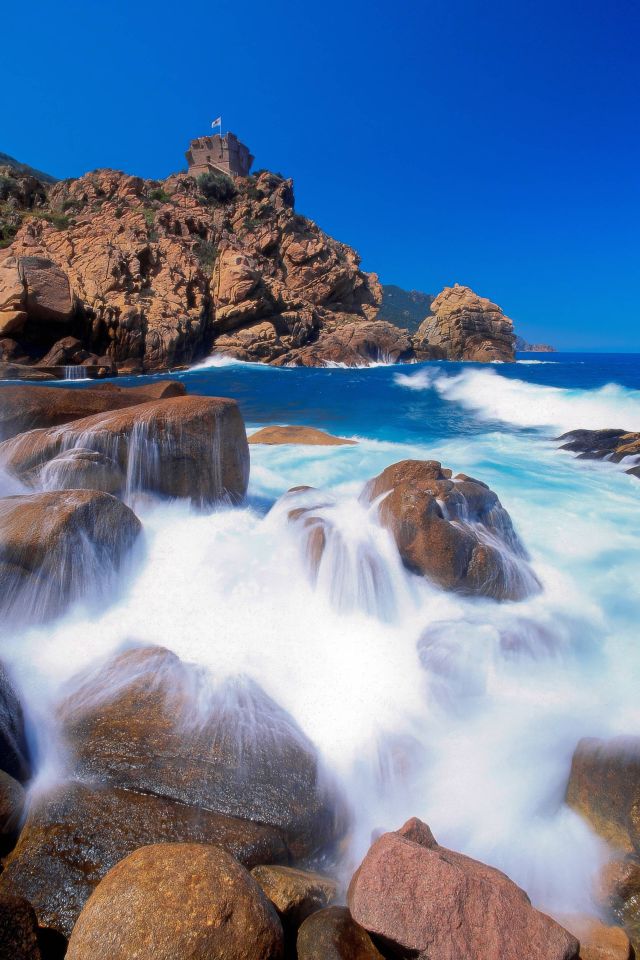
left=395, top=367, right=640, bottom=433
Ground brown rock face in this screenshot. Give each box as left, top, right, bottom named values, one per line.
left=0, top=395, right=249, bottom=505
left=0, top=663, right=31, bottom=783
left=56, top=645, right=343, bottom=862
left=566, top=737, right=640, bottom=855
left=65, top=843, right=284, bottom=960
left=557, top=915, right=632, bottom=960
left=347, top=818, right=579, bottom=960
left=0, top=380, right=185, bottom=440
left=0, top=893, right=42, bottom=960
left=0, top=255, right=73, bottom=329
left=249, top=425, right=357, bottom=446
left=251, top=864, right=337, bottom=940
left=297, top=906, right=386, bottom=960
left=361, top=459, right=539, bottom=601
left=2, top=167, right=383, bottom=371
left=413, top=283, right=515, bottom=362
left=0, top=489, right=141, bottom=621
left=0, top=770, right=25, bottom=853
left=274, top=319, right=414, bottom=367
left=0, top=781, right=287, bottom=938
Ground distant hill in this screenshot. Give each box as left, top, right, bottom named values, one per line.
left=377, top=284, right=434, bottom=333
left=515, top=336, right=555, bottom=352
left=0, top=152, right=57, bottom=184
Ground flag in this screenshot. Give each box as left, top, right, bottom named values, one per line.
left=211, top=117, right=221, bottom=128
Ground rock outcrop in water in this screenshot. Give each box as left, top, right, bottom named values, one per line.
left=557, top=429, right=640, bottom=480
left=0, top=395, right=249, bottom=505
left=361, top=459, right=539, bottom=601
left=65, top=843, right=285, bottom=960
left=413, top=283, right=516, bottom=362
left=249, top=425, right=357, bottom=446
left=0, top=489, right=141, bottom=621
left=347, top=818, right=580, bottom=960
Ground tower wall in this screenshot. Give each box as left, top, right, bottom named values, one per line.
left=186, top=133, right=254, bottom=179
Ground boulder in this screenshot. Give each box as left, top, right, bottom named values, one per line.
left=0, top=255, right=73, bottom=325
left=65, top=843, right=284, bottom=960
left=0, top=781, right=287, bottom=938
left=57, top=645, right=343, bottom=862
left=0, top=380, right=186, bottom=440
left=38, top=337, right=88, bottom=367
left=249, top=425, right=357, bottom=446
left=0, top=770, right=26, bottom=853
left=0, top=395, right=249, bottom=506
left=0, top=490, right=142, bottom=621
left=566, top=737, right=640, bottom=854
left=347, top=818, right=579, bottom=960
left=297, top=906, right=386, bottom=960
left=275, top=320, right=414, bottom=367
left=251, top=864, right=337, bottom=940
left=0, top=663, right=32, bottom=783
left=557, top=430, right=640, bottom=479
left=412, top=283, right=515, bottom=362
left=360, top=459, right=539, bottom=600
left=557, top=915, right=632, bottom=960
left=0, top=893, right=41, bottom=960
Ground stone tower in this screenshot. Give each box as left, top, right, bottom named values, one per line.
left=185, top=132, right=254, bottom=179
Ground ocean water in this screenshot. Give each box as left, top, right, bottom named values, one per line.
left=1, top=352, right=639, bottom=916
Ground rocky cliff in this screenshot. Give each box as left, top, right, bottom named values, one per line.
left=0, top=162, right=516, bottom=372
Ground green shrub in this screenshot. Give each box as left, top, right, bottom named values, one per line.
left=193, top=240, right=217, bottom=270
left=143, top=208, right=156, bottom=228
left=197, top=171, right=237, bottom=204
left=0, top=176, right=17, bottom=202
left=150, top=187, right=170, bottom=203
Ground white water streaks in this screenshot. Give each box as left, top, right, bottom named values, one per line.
left=394, top=367, right=640, bottom=433
left=2, top=393, right=638, bottom=918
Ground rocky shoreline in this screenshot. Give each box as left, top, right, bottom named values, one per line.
left=0, top=162, right=517, bottom=375
left=0, top=381, right=637, bottom=958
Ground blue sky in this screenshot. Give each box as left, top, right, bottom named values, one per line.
left=3, top=0, right=639, bottom=349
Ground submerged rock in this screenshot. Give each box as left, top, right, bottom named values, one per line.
left=65, top=843, right=284, bottom=960
left=251, top=864, right=337, bottom=942
left=347, top=817, right=579, bottom=960
left=57, top=645, right=344, bottom=861
left=0, top=490, right=141, bottom=621
left=0, top=381, right=186, bottom=441
left=566, top=736, right=640, bottom=855
left=412, top=283, right=515, bottom=362
left=297, top=906, right=385, bottom=960
left=0, top=782, right=287, bottom=938
left=557, top=429, right=640, bottom=480
left=361, top=459, right=539, bottom=601
left=249, top=425, right=357, bottom=445
left=0, top=395, right=249, bottom=505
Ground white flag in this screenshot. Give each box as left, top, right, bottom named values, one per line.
left=211, top=117, right=221, bottom=128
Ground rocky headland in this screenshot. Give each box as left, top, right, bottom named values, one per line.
left=0, top=161, right=517, bottom=374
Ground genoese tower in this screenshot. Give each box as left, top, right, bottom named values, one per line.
left=185, top=132, right=254, bottom=179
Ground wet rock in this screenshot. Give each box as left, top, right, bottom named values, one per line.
left=0, top=395, right=249, bottom=506
left=557, top=915, right=632, bottom=960
left=566, top=736, right=640, bottom=854
left=37, top=448, right=124, bottom=494
left=59, top=645, right=344, bottom=861
left=0, top=769, right=26, bottom=853
left=249, top=425, right=357, bottom=445
left=361, top=459, right=539, bottom=601
left=0, top=489, right=141, bottom=621
left=251, top=864, right=337, bottom=939
left=0, top=781, right=287, bottom=938
left=557, top=430, right=640, bottom=478
left=0, top=893, right=42, bottom=959
left=276, top=320, right=414, bottom=367
left=297, top=906, right=386, bottom=960
left=0, top=663, right=32, bottom=783
left=65, top=843, right=284, bottom=960
left=413, top=283, right=515, bottom=362
left=0, top=380, right=186, bottom=440
left=347, top=817, right=579, bottom=960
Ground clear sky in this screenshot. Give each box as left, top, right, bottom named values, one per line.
left=3, top=0, right=639, bottom=349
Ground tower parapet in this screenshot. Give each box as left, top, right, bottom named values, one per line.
left=185, top=133, right=254, bottom=179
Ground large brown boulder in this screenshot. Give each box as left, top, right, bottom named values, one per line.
left=0, top=781, right=287, bottom=938
left=249, top=425, right=357, bottom=446
left=65, top=843, right=284, bottom=960
left=251, top=864, right=337, bottom=942
left=557, top=915, right=632, bottom=960
left=566, top=737, right=640, bottom=855
left=347, top=818, right=579, bottom=960
left=0, top=395, right=249, bottom=505
left=297, top=906, right=386, bottom=960
left=57, top=645, right=343, bottom=861
left=0, top=489, right=141, bottom=621
left=274, top=320, right=414, bottom=367
left=0, top=380, right=186, bottom=440
left=0, top=254, right=74, bottom=332
left=361, top=459, right=539, bottom=600
left=413, top=283, right=515, bottom=361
